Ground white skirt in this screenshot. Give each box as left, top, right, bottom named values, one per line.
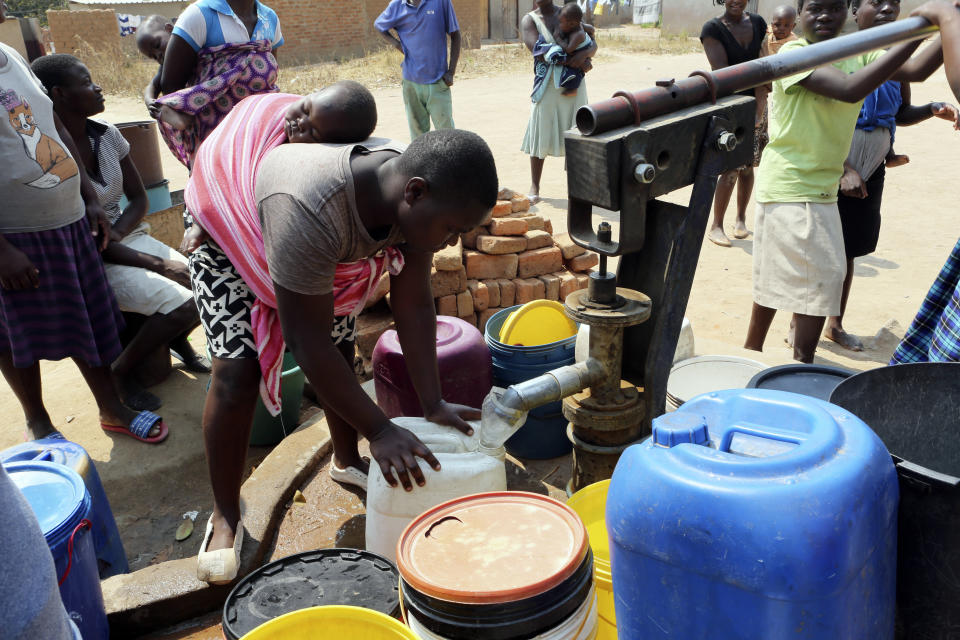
left=752, top=201, right=846, bottom=317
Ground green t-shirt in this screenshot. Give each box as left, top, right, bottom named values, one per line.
left=756, top=39, right=885, bottom=204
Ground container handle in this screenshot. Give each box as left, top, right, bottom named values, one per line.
left=31, top=450, right=54, bottom=462
left=718, top=422, right=803, bottom=453
left=58, top=519, right=92, bottom=586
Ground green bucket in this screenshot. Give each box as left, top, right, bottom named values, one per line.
left=250, top=352, right=305, bottom=446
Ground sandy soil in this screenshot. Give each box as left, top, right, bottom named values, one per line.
left=3, top=28, right=959, bottom=588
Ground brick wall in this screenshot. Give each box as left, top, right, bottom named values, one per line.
left=273, top=0, right=486, bottom=63
left=47, top=9, right=122, bottom=55
left=0, top=18, right=28, bottom=59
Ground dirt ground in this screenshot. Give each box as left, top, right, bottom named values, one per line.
left=2, top=25, right=959, bottom=602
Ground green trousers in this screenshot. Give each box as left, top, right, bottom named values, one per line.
left=402, top=79, right=455, bottom=140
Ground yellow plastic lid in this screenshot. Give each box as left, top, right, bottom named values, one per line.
left=498, top=300, right=577, bottom=347
left=240, top=605, right=417, bottom=639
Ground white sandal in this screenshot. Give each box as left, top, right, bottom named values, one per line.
left=329, top=457, right=369, bottom=490
left=196, top=515, right=243, bottom=585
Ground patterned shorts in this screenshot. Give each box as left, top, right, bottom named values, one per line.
left=189, top=242, right=356, bottom=360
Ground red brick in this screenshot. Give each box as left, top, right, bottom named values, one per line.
left=489, top=217, right=528, bottom=236
left=433, top=239, right=462, bottom=271
left=478, top=307, right=500, bottom=333
left=511, top=193, right=531, bottom=213
left=482, top=279, right=500, bottom=307
left=430, top=266, right=467, bottom=297
left=514, top=278, right=545, bottom=304
left=492, top=201, right=513, bottom=217
left=567, top=253, right=599, bottom=272
left=510, top=214, right=546, bottom=231
left=544, top=219, right=554, bottom=235
left=478, top=234, right=527, bottom=255
left=356, top=311, right=394, bottom=361
left=464, top=250, right=518, bottom=280
left=498, top=279, right=516, bottom=307
left=517, top=247, right=563, bottom=279
left=558, top=271, right=579, bottom=301
left=524, top=230, right=553, bottom=250
left=538, top=273, right=561, bottom=300
left=554, top=232, right=587, bottom=260
left=457, top=290, right=474, bottom=317
left=460, top=312, right=478, bottom=327
left=467, top=280, right=489, bottom=312
left=460, top=226, right=487, bottom=250
left=575, top=273, right=591, bottom=290
left=436, top=294, right=458, bottom=317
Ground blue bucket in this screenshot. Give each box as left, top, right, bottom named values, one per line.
left=1, top=437, right=129, bottom=578
left=484, top=306, right=576, bottom=459
left=5, top=461, right=108, bottom=640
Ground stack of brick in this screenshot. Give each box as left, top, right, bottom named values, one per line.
left=355, top=191, right=598, bottom=374
left=447, top=191, right=591, bottom=334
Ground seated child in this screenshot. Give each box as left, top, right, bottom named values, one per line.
left=182, top=80, right=379, bottom=251
left=553, top=3, right=593, bottom=95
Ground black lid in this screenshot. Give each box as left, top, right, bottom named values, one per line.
left=222, top=548, right=400, bottom=640
left=747, top=364, right=854, bottom=401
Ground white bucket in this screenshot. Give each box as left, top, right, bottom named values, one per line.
left=666, top=355, right=768, bottom=409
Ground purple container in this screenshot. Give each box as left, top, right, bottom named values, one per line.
left=373, top=316, right=493, bottom=418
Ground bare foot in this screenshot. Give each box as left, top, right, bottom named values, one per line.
left=732, top=220, right=750, bottom=239
left=708, top=226, right=732, bottom=247
left=785, top=322, right=795, bottom=348
left=824, top=325, right=864, bottom=351
left=158, top=105, right=195, bottom=131
left=207, top=513, right=237, bottom=552
left=885, top=154, right=910, bottom=169
left=26, top=418, right=57, bottom=441
left=527, top=186, right=541, bottom=205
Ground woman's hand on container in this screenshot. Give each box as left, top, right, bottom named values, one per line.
left=424, top=399, right=479, bottom=436
left=0, top=244, right=39, bottom=290
left=369, top=423, right=441, bottom=491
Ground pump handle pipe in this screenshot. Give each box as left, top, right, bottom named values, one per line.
left=576, top=16, right=938, bottom=136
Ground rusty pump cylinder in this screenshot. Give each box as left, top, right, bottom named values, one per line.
left=497, top=222, right=651, bottom=493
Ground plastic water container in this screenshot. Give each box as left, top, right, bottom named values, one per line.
left=607, top=389, right=899, bottom=639
left=1, top=437, right=128, bottom=578
left=485, top=306, right=576, bottom=459
left=374, top=316, right=493, bottom=419
left=365, top=417, right=505, bottom=563
left=241, top=605, right=418, bottom=640
left=222, top=549, right=400, bottom=639
left=250, top=351, right=305, bottom=446
left=6, top=461, right=108, bottom=640
left=397, top=492, right=598, bottom=639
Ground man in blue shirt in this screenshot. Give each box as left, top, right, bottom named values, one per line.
left=375, top=0, right=461, bottom=140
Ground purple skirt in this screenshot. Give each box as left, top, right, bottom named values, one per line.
left=0, top=218, right=124, bottom=368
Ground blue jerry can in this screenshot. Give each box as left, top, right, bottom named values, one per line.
left=607, top=389, right=898, bottom=640
left=1, top=437, right=129, bottom=578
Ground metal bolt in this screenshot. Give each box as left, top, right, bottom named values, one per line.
left=634, top=163, right=656, bottom=184
left=655, top=78, right=675, bottom=87
left=717, top=131, right=738, bottom=152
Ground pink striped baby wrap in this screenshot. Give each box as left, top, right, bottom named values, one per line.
left=186, top=92, right=403, bottom=415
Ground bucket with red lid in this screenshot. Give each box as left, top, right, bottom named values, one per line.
left=396, top=492, right=598, bottom=639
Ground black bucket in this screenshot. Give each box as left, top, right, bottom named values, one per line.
left=401, top=550, right=594, bottom=640
left=221, top=548, right=400, bottom=640
left=829, top=362, right=960, bottom=640
left=747, top=363, right=854, bottom=401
